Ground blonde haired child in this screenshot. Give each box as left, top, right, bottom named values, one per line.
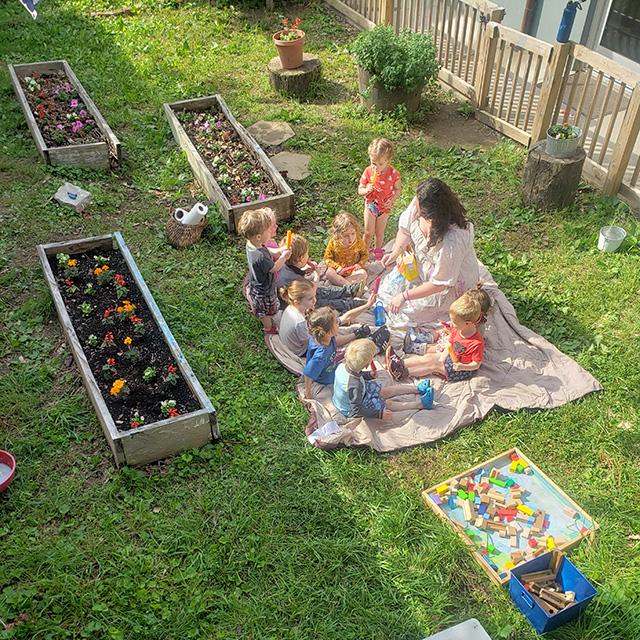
left=358, top=138, right=401, bottom=261
left=387, top=293, right=484, bottom=382
left=333, top=339, right=433, bottom=420
left=238, top=207, right=290, bottom=333
left=323, top=212, right=368, bottom=287
left=403, top=283, right=492, bottom=355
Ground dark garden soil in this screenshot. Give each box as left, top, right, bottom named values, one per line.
left=177, top=109, right=280, bottom=205
left=20, top=71, right=104, bottom=148
left=49, top=249, right=200, bottom=432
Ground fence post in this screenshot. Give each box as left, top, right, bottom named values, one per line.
left=530, top=42, right=572, bottom=144
left=379, top=0, right=394, bottom=25
left=603, top=81, right=640, bottom=195
left=474, top=23, right=499, bottom=109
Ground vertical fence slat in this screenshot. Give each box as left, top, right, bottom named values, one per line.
left=458, top=4, right=469, bottom=78
left=444, top=0, right=455, bottom=69
left=552, top=53, right=573, bottom=124
left=450, top=1, right=462, bottom=73
left=599, top=82, right=627, bottom=165
left=604, top=82, right=640, bottom=194
left=470, top=11, right=481, bottom=84
left=490, top=40, right=506, bottom=113
left=427, top=0, right=435, bottom=32
left=631, top=154, right=640, bottom=187
left=506, top=47, right=523, bottom=124
left=420, top=0, right=428, bottom=33
left=498, top=44, right=514, bottom=120
left=435, top=0, right=444, bottom=64
left=514, top=50, right=532, bottom=129
left=580, top=70, right=604, bottom=147
left=475, top=22, right=499, bottom=109
left=589, top=77, right=615, bottom=159
left=574, top=66, right=594, bottom=132
left=523, top=53, right=543, bottom=132
left=466, top=9, right=477, bottom=83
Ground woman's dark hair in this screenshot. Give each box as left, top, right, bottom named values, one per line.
left=415, top=178, right=469, bottom=248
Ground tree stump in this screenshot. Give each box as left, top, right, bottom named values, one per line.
left=522, top=141, right=586, bottom=210
left=268, top=54, right=321, bottom=99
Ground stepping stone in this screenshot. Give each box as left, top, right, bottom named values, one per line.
left=271, top=151, right=311, bottom=181
left=247, top=120, right=295, bottom=147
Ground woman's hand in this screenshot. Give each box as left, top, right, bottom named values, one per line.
left=388, top=293, right=406, bottom=314
left=380, top=251, right=398, bottom=268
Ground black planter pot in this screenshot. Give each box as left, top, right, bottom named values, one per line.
left=357, top=66, right=423, bottom=113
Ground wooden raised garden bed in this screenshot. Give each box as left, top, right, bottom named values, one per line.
left=37, top=232, right=218, bottom=467
left=8, top=60, right=121, bottom=169
left=164, top=94, right=294, bottom=232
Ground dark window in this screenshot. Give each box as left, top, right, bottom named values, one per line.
left=601, top=0, right=640, bottom=63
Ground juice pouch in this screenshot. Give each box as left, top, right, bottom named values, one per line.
left=398, top=251, right=419, bottom=282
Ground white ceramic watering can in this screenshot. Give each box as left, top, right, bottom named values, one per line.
left=174, top=202, right=208, bottom=226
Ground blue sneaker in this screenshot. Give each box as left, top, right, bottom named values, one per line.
left=417, top=379, right=432, bottom=395
left=420, top=386, right=434, bottom=410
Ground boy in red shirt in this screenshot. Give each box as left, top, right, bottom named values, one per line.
left=386, top=294, right=484, bottom=382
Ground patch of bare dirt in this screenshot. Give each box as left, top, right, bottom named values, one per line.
left=419, top=102, right=503, bottom=148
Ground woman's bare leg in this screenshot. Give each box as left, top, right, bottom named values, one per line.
left=403, top=351, right=444, bottom=378
left=386, top=398, right=423, bottom=411
left=381, top=384, right=419, bottom=399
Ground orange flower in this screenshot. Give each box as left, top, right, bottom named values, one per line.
left=110, top=379, right=126, bottom=396
left=94, top=267, right=102, bottom=276
left=124, top=336, right=132, bottom=346
left=67, top=259, right=77, bottom=267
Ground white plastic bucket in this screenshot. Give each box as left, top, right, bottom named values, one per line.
left=597, top=225, right=626, bottom=252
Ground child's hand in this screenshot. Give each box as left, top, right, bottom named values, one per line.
left=364, top=184, right=375, bottom=195
left=452, top=362, right=461, bottom=371
left=365, top=292, right=376, bottom=308
left=382, top=409, right=393, bottom=420
left=380, top=252, right=397, bottom=268
left=281, top=249, right=291, bottom=261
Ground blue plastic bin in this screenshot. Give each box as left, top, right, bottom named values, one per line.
left=509, top=552, right=597, bottom=634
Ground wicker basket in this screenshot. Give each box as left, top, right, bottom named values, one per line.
left=166, top=214, right=208, bottom=249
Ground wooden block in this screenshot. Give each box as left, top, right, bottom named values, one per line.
left=507, top=526, right=517, bottom=537
left=461, top=498, right=473, bottom=522
left=488, top=491, right=505, bottom=503
left=506, top=499, right=518, bottom=509
left=474, top=516, right=485, bottom=529
left=531, top=592, right=558, bottom=616
left=563, top=506, right=577, bottom=518
left=521, top=527, right=531, bottom=538
left=487, top=504, right=497, bottom=517
left=435, top=483, right=449, bottom=496
left=480, top=494, right=490, bottom=504
left=517, top=504, right=534, bottom=516
left=489, top=467, right=500, bottom=479
left=511, top=551, right=524, bottom=564
left=459, top=477, right=469, bottom=490
left=520, top=570, right=556, bottom=583
left=499, top=529, right=508, bottom=538
left=510, top=535, right=518, bottom=548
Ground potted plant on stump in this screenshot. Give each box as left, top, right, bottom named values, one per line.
left=273, top=17, right=304, bottom=70
left=352, top=25, right=439, bottom=113
left=546, top=123, right=582, bottom=158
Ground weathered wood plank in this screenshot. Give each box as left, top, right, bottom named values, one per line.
left=37, top=233, right=218, bottom=467
left=164, top=95, right=295, bottom=233
left=8, top=60, right=121, bottom=169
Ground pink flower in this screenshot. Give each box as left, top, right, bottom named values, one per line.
left=71, top=120, right=84, bottom=134
left=56, top=124, right=64, bottom=130
left=258, top=193, right=267, bottom=201
left=79, top=109, right=87, bottom=117
left=70, top=98, right=79, bottom=108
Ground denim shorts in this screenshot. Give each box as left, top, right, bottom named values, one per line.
left=444, top=354, right=475, bottom=382
left=361, top=380, right=385, bottom=415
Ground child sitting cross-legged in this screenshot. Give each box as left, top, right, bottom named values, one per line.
left=279, top=281, right=373, bottom=358
left=322, top=212, right=369, bottom=287
left=279, top=233, right=365, bottom=313
left=333, top=339, right=433, bottom=421
left=387, top=293, right=485, bottom=382
left=403, top=283, right=493, bottom=355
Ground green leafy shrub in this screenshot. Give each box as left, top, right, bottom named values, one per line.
left=352, top=25, right=439, bottom=92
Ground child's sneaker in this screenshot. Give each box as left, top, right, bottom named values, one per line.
left=417, top=378, right=432, bottom=395
left=386, top=346, right=409, bottom=381
left=403, top=327, right=434, bottom=355
left=370, top=325, right=391, bottom=354
left=347, top=281, right=366, bottom=298
left=420, top=386, right=434, bottom=409
left=353, top=324, right=371, bottom=339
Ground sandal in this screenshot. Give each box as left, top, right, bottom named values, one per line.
left=420, top=386, right=434, bottom=409
left=417, top=378, right=432, bottom=395
left=370, top=325, right=391, bottom=355
left=386, top=346, right=408, bottom=381
left=353, top=324, right=371, bottom=339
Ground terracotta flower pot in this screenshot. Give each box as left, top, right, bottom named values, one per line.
left=273, top=29, right=305, bottom=70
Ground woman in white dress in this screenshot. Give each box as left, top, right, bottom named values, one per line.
left=377, top=178, right=479, bottom=328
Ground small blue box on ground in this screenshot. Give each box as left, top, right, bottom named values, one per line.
left=509, top=552, right=597, bottom=634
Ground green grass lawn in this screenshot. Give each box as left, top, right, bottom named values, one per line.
left=1, top=1, right=640, bottom=638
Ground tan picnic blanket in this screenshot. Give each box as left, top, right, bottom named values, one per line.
left=263, top=263, right=602, bottom=451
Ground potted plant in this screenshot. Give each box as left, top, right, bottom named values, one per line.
left=273, top=16, right=304, bottom=70
left=546, top=123, right=582, bottom=158
left=352, top=25, right=439, bottom=113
